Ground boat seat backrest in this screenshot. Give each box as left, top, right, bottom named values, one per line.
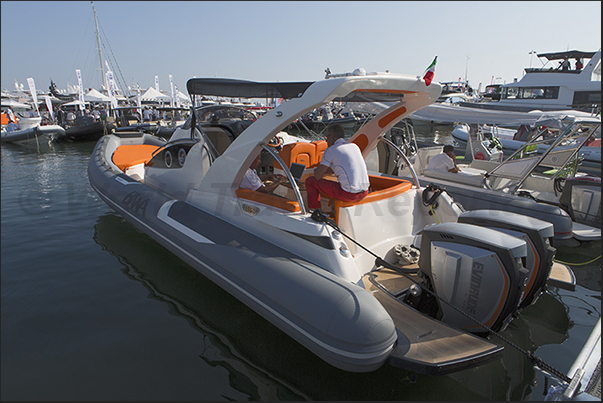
left=203, top=126, right=233, bottom=156
left=313, top=140, right=328, bottom=165
left=274, top=141, right=316, bottom=170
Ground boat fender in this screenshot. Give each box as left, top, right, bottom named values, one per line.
left=422, top=183, right=443, bottom=207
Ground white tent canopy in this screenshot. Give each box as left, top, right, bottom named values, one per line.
left=175, top=89, right=190, bottom=104
left=60, top=100, right=90, bottom=107
left=84, top=88, right=111, bottom=103
left=140, top=87, right=172, bottom=102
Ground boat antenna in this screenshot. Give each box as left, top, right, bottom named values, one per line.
left=92, top=1, right=106, bottom=90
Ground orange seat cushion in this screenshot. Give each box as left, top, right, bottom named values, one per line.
left=312, top=140, right=328, bottom=166
left=274, top=142, right=316, bottom=170
left=112, top=144, right=160, bottom=172
left=236, top=188, right=301, bottom=212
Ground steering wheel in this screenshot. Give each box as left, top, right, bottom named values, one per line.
left=268, top=135, right=283, bottom=148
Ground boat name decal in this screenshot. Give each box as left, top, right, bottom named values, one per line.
left=123, top=191, right=149, bottom=217
left=466, top=262, right=483, bottom=315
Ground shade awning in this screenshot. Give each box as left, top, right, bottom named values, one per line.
left=537, top=50, right=597, bottom=60
left=186, top=78, right=314, bottom=99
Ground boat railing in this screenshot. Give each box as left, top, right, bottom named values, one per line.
left=484, top=121, right=601, bottom=193
left=378, top=136, right=421, bottom=189
left=261, top=143, right=307, bottom=215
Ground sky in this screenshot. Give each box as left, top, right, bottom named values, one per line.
left=1, top=1, right=601, bottom=97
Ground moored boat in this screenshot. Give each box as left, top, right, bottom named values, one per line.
left=452, top=121, right=601, bottom=165
left=459, top=49, right=601, bottom=113
left=1, top=124, right=65, bottom=145
left=394, top=117, right=601, bottom=243
left=89, top=69, right=576, bottom=374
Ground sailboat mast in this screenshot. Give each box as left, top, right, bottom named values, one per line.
left=92, top=2, right=106, bottom=90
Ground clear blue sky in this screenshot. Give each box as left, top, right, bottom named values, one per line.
left=1, top=1, right=601, bottom=95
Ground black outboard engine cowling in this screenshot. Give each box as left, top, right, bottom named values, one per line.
left=416, top=223, right=529, bottom=333
left=458, top=210, right=556, bottom=308
left=559, top=176, right=601, bottom=228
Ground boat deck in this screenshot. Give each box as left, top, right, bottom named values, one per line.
left=361, top=268, right=503, bottom=375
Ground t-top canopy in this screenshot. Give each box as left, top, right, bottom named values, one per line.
left=186, top=78, right=314, bottom=99
left=537, top=50, right=597, bottom=60
left=187, top=78, right=408, bottom=103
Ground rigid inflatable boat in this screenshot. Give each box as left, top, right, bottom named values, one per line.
left=89, top=69, right=575, bottom=374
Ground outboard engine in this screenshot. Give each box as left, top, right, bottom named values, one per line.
left=458, top=210, right=556, bottom=308
left=409, top=223, right=528, bottom=334
left=558, top=176, right=601, bottom=228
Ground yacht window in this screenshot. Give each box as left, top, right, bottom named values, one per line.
left=503, top=86, right=559, bottom=100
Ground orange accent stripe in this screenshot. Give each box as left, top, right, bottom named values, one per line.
left=352, top=134, right=369, bottom=152
left=466, top=256, right=510, bottom=330
left=378, top=106, right=407, bottom=128
left=522, top=240, right=539, bottom=301
left=485, top=257, right=509, bottom=328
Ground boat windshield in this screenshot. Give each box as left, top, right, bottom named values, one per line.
left=194, top=105, right=258, bottom=124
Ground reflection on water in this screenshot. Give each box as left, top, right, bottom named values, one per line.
left=93, top=213, right=310, bottom=401
left=2, top=128, right=599, bottom=401
left=93, top=211, right=578, bottom=400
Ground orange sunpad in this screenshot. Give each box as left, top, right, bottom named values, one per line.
left=112, top=144, right=160, bottom=172
left=236, top=188, right=301, bottom=212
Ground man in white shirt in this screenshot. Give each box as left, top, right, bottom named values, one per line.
left=240, top=153, right=286, bottom=194
left=426, top=145, right=460, bottom=173
left=305, top=124, right=370, bottom=210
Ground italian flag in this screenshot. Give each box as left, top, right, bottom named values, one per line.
left=423, top=56, right=438, bottom=86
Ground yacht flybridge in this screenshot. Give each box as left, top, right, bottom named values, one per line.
left=89, top=69, right=575, bottom=374
left=461, top=49, right=601, bottom=113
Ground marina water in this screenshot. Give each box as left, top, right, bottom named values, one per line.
left=1, top=128, right=600, bottom=400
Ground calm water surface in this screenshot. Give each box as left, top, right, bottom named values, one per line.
left=1, top=127, right=600, bottom=401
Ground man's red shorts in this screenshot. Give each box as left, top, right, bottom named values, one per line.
left=305, top=176, right=368, bottom=210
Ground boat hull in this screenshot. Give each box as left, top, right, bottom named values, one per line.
left=88, top=134, right=399, bottom=372
left=61, top=121, right=115, bottom=142
left=1, top=125, right=65, bottom=143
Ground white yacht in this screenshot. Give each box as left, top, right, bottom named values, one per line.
left=460, top=49, right=601, bottom=113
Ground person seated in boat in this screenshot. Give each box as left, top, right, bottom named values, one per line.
left=5, top=121, right=19, bottom=132
left=575, top=58, right=583, bottom=70
left=426, top=144, right=461, bottom=173
left=240, top=153, right=287, bottom=194
left=305, top=123, right=370, bottom=211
